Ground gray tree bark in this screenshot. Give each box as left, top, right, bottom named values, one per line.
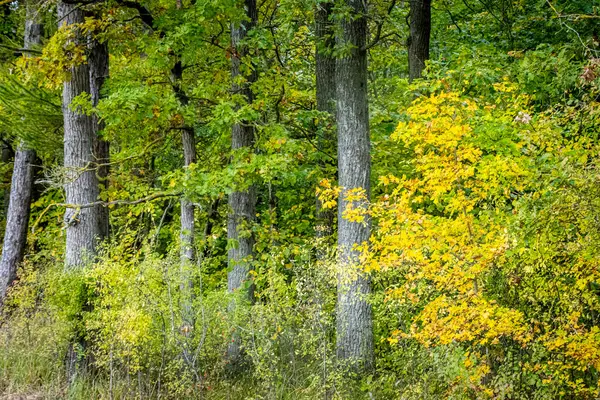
left=0, top=150, right=35, bottom=300
left=180, top=130, right=196, bottom=265
left=180, top=128, right=196, bottom=336
left=315, top=0, right=336, bottom=242
left=408, top=0, right=431, bottom=80
left=335, top=0, right=374, bottom=370
left=168, top=41, right=198, bottom=338
left=59, top=2, right=101, bottom=269
left=0, top=0, right=41, bottom=302
left=89, top=38, right=110, bottom=241
left=173, top=0, right=196, bottom=277
left=227, top=0, right=258, bottom=365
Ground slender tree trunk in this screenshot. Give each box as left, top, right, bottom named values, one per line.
left=0, top=0, right=41, bottom=302
left=408, top=0, right=431, bottom=80
left=180, top=130, right=196, bottom=266
left=168, top=0, right=198, bottom=353
left=59, top=1, right=100, bottom=269
left=89, top=37, right=110, bottom=241
left=0, top=150, right=35, bottom=301
left=335, top=0, right=373, bottom=370
left=180, top=128, right=196, bottom=335
left=167, top=18, right=198, bottom=338
left=227, top=0, right=258, bottom=365
left=172, top=0, right=196, bottom=276
left=315, top=0, right=336, bottom=243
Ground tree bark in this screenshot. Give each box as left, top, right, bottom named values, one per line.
left=0, top=150, right=35, bottom=300
left=89, top=37, right=110, bottom=241
left=59, top=2, right=101, bottom=269
left=180, top=128, right=196, bottom=336
left=335, top=0, right=373, bottom=370
left=180, top=130, right=196, bottom=265
left=408, top=0, right=431, bottom=80
left=0, top=0, right=41, bottom=302
left=227, top=0, right=258, bottom=365
left=168, top=34, right=198, bottom=338
left=315, top=0, right=336, bottom=243
left=172, top=0, right=195, bottom=275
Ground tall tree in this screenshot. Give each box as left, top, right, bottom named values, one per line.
left=0, top=0, right=41, bottom=301
left=172, top=0, right=198, bottom=341
left=315, top=0, right=336, bottom=243
left=110, top=0, right=198, bottom=341
left=408, top=0, right=431, bottom=80
left=59, top=1, right=101, bottom=268
left=179, top=127, right=196, bottom=328
left=227, top=0, right=258, bottom=364
left=171, top=0, right=197, bottom=280
left=335, top=0, right=373, bottom=369
left=88, top=36, right=110, bottom=240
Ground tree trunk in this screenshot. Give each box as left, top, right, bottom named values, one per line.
left=0, top=0, right=41, bottom=302
left=89, top=37, right=110, bottom=241
left=227, top=0, right=258, bottom=365
left=315, top=0, right=336, bottom=243
left=408, top=0, right=431, bottom=80
left=59, top=1, right=101, bottom=269
left=167, top=33, right=198, bottom=341
left=180, top=128, right=196, bottom=336
left=180, top=130, right=196, bottom=266
left=172, top=0, right=195, bottom=276
left=0, top=149, right=35, bottom=301
left=335, top=0, right=373, bottom=370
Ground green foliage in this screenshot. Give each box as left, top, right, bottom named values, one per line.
left=3, top=0, right=600, bottom=398
left=0, top=73, right=62, bottom=154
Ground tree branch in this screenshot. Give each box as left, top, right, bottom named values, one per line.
left=62, top=192, right=183, bottom=209
left=31, top=192, right=182, bottom=233
left=363, top=0, right=397, bottom=50
left=115, top=0, right=162, bottom=37
left=0, top=44, right=42, bottom=55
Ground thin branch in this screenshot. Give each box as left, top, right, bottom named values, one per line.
left=116, top=0, right=163, bottom=37
left=546, top=0, right=598, bottom=55
left=443, top=0, right=463, bottom=33
left=66, top=192, right=182, bottom=209
left=290, top=123, right=336, bottom=161
left=0, top=44, right=42, bottom=55
left=31, top=192, right=182, bottom=233
left=152, top=199, right=173, bottom=248
left=363, top=0, right=397, bottom=50
left=474, top=0, right=503, bottom=25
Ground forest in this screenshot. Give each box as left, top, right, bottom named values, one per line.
left=0, top=0, right=600, bottom=398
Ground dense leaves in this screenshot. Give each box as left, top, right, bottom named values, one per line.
left=1, top=0, right=600, bottom=398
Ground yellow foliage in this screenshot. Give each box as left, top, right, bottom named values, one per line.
left=374, top=84, right=600, bottom=396
left=316, top=178, right=341, bottom=210
left=372, top=88, right=534, bottom=393
left=17, top=18, right=109, bottom=89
